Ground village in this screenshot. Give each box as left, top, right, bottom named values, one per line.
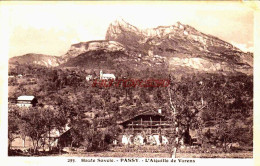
left=9, top=70, right=197, bottom=151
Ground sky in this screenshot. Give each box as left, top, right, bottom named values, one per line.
left=1, top=1, right=255, bottom=58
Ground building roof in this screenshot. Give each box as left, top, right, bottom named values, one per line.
left=17, top=95, right=35, bottom=101
left=117, top=109, right=165, bottom=125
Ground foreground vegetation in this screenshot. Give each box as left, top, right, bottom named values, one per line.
left=8, top=63, right=253, bottom=156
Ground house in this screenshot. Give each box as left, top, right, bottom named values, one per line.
left=16, top=95, right=37, bottom=107
left=117, top=109, right=171, bottom=132
left=57, top=129, right=73, bottom=148
left=117, top=109, right=172, bottom=145
left=45, top=125, right=71, bottom=150
left=11, top=125, right=70, bottom=151
left=100, top=70, right=116, bottom=80
left=86, top=75, right=93, bottom=81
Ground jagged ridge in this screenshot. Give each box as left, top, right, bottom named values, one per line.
left=105, top=19, right=253, bottom=74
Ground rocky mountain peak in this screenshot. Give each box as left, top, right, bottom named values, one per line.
left=107, top=19, right=245, bottom=54
left=105, top=19, right=252, bottom=74
left=111, top=18, right=135, bottom=28
left=106, top=19, right=140, bottom=41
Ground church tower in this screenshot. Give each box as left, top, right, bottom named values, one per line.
left=100, top=70, right=103, bottom=80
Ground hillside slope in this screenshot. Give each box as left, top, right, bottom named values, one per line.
left=9, top=53, right=63, bottom=67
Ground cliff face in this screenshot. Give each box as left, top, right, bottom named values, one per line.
left=105, top=19, right=253, bottom=74
left=62, top=40, right=125, bottom=61
left=106, top=19, right=241, bottom=55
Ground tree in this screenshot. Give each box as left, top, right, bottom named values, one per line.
left=17, top=106, right=67, bottom=154
left=101, top=89, right=111, bottom=103
left=69, top=118, right=92, bottom=148
left=8, top=105, right=20, bottom=150
left=167, top=75, right=204, bottom=158
left=18, top=107, right=46, bottom=153
left=68, top=114, right=121, bottom=151
left=139, top=88, right=150, bottom=103
left=41, top=107, right=64, bottom=151
left=154, top=88, right=166, bottom=106
left=215, top=119, right=235, bottom=152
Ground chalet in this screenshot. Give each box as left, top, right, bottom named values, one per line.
left=56, top=109, right=200, bottom=148
left=8, top=75, right=15, bottom=78
left=16, top=95, right=37, bottom=107
left=100, top=70, right=115, bottom=80
left=117, top=109, right=173, bottom=145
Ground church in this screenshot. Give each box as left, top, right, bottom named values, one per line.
left=100, top=70, right=116, bottom=80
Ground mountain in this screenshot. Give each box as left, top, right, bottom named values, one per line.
left=9, top=53, right=63, bottom=67
left=9, top=19, right=253, bottom=75
left=105, top=19, right=253, bottom=74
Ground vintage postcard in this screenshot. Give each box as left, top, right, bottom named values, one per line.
left=0, top=1, right=259, bottom=166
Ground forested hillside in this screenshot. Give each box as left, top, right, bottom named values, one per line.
left=8, top=63, right=253, bottom=152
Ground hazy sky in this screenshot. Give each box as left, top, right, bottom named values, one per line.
left=3, top=2, right=254, bottom=58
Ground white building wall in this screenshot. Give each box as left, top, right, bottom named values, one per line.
left=17, top=103, right=32, bottom=107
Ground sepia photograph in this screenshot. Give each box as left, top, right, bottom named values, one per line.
left=1, top=1, right=259, bottom=165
